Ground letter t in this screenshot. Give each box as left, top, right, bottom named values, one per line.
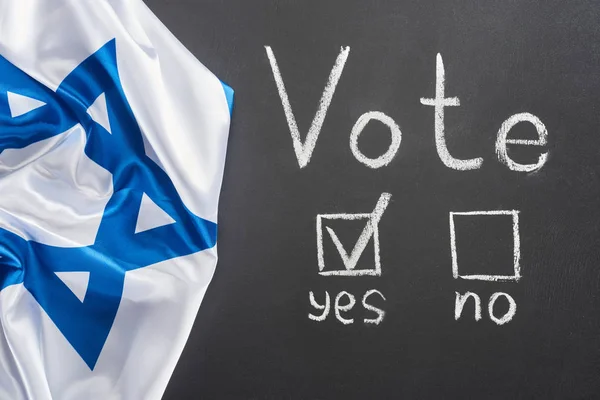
left=420, top=53, right=483, bottom=170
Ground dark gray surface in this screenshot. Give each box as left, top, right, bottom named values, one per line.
left=144, top=1, right=600, bottom=399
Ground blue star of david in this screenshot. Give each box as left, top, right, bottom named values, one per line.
left=0, top=40, right=229, bottom=369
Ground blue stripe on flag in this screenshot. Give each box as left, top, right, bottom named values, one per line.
left=221, top=81, right=234, bottom=115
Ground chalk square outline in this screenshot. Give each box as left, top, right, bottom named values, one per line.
left=316, top=212, right=381, bottom=276
left=449, top=210, right=521, bottom=282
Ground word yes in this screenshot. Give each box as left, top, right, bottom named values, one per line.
left=309, top=290, right=386, bottom=325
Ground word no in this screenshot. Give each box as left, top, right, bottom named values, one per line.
left=266, top=47, right=548, bottom=172
left=455, top=291, right=517, bottom=325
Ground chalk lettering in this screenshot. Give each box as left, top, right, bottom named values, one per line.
left=265, top=46, right=350, bottom=168
left=488, top=292, right=517, bottom=325
left=420, top=53, right=483, bottom=170
left=455, top=291, right=482, bottom=321
left=350, top=111, right=402, bottom=168
left=335, top=291, right=356, bottom=325
left=362, top=289, right=386, bottom=325
left=308, top=291, right=331, bottom=322
left=495, top=112, right=548, bottom=172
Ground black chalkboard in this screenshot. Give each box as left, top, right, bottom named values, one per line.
left=144, top=1, right=600, bottom=398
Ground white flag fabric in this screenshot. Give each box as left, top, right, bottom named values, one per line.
left=0, top=1, right=233, bottom=399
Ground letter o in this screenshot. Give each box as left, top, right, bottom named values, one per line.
left=488, top=292, right=517, bottom=325
left=350, top=111, right=402, bottom=169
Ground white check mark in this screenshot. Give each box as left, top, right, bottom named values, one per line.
left=324, top=193, right=391, bottom=272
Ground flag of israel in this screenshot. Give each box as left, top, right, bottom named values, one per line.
left=0, top=1, right=233, bottom=398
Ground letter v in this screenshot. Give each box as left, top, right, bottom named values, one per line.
left=265, top=46, right=350, bottom=168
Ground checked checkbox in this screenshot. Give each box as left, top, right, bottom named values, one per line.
left=316, top=193, right=391, bottom=276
